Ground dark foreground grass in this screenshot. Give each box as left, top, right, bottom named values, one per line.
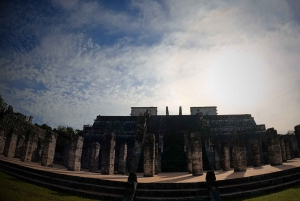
left=0, top=171, right=102, bottom=201
left=0, top=170, right=299, bottom=201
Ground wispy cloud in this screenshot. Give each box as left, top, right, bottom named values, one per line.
left=1, top=0, right=300, bottom=133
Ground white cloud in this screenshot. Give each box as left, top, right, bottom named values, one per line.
left=1, top=0, right=300, bottom=133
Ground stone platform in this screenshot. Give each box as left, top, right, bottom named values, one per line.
left=1, top=154, right=300, bottom=200
left=1, top=154, right=300, bottom=183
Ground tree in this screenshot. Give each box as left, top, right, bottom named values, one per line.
left=287, top=130, right=295, bottom=135
left=34, top=123, right=52, bottom=132
left=0, top=95, right=6, bottom=112
left=54, top=125, right=77, bottom=153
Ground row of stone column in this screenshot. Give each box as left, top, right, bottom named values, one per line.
left=76, top=133, right=160, bottom=177
left=212, top=128, right=296, bottom=173
left=0, top=129, right=57, bottom=167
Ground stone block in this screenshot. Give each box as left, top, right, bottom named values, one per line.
left=101, top=133, right=116, bottom=175
left=265, top=128, right=282, bottom=166
left=251, top=139, right=261, bottom=167
left=89, top=142, right=100, bottom=172
left=3, top=131, right=18, bottom=158
left=190, top=132, right=203, bottom=176
left=118, top=142, right=127, bottom=174
left=214, top=144, right=221, bottom=170
left=232, top=132, right=247, bottom=172
left=143, top=133, right=155, bottom=177
left=41, top=132, right=57, bottom=167
left=222, top=143, right=230, bottom=171
left=0, top=130, right=6, bottom=154
left=280, top=139, right=287, bottom=162
left=67, top=135, right=84, bottom=171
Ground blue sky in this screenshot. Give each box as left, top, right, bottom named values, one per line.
left=1, top=0, right=300, bottom=133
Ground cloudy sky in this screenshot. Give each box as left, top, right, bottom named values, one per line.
left=1, top=0, right=300, bottom=133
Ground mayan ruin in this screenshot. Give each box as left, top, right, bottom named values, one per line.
left=1, top=105, right=299, bottom=176
left=1, top=102, right=300, bottom=200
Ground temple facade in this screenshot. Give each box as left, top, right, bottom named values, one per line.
left=82, top=106, right=299, bottom=175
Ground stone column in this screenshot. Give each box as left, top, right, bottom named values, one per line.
left=295, top=125, right=300, bottom=157
left=154, top=143, right=159, bottom=174
left=89, top=142, right=100, bottom=172
left=81, top=144, right=91, bottom=169
left=222, top=142, right=230, bottom=171
left=3, top=130, right=18, bottom=158
left=118, top=141, right=127, bottom=174
left=126, top=145, right=135, bottom=173
left=67, top=135, right=84, bottom=171
left=266, top=128, right=282, bottom=166
left=143, top=133, right=155, bottom=177
left=101, top=133, right=116, bottom=175
left=21, top=131, right=34, bottom=162
left=0, top=130, right=6, bottom=154
left=251, top=139, right=261, bottom=167
left=155, top=144, right=162, bottom=174
left=214, top=144, right=221, bottom=170
left=41, top=132, right=57, bottom=167
left=285, top=141, right=291, bottom=160
left=190, top=132, right=203, bottom=176
left=185, top=132, right=192, bottom=173
left=232, top=132, right=247, bottom=172
left=280, top=139, right=287, bottom=162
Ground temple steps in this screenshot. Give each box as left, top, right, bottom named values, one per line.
left=1, top=158, right=300, bottom=200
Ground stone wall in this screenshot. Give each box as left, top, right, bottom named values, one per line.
left=67, top=135, right=84, bottom=171
left=190, top=132, right=203, bottom=176
left=41, top=131, right=57, bottom=167
left=89, top=142, right=100, bottom=172
left=232, top=132, right=247, bottom=172
left=101, top=133, right=116, bottom=175
left=265, top=128, right=282, bottom=166
left=143, top=133, right=155, bottom=177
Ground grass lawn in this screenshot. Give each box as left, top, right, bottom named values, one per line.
left=0, top=170, right=299, bottom=201
left=232, top=184, right=300, bottom=201
left=0, top=171, right=102, bottom=201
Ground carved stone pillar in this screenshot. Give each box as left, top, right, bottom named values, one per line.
left=155, top=143, right=161, bottom=174
left=118, top=141, right=127, bottom=174
left=67, top=135, right=84, bottom=171
left=190, top=132, right=203, bottom=176
left=185, top=132, right=192, bottom=173
left=3, top=130, right=18, bottom=158
left=155, top=150, right=162, bottom=174
left=101, top=133, right=116, bottom=175
left=280, top=139, right=287, bottom=162
left=251, top=139, right=261, bottom=167
left=81, top=144, right=91, bottom=169
left=222, top=142, right=230, bottom=171
left=127, top=145, right=135, bottom=173
left=295, top=125, right=300, bottom=157
left=214, top=144, right=221, bottom=170
left=89, top=142, right=100, bottom=172
left=266, top=128, right=282, bottom=166
left=41, top=132, right=57, bottom=167
left=143, top=133, right=155, bottom=177
left=0, top=130, right=5, bottom=154
left=285, top=141, right=291, bottom=160
left=232, top=132, right=247, bottom=172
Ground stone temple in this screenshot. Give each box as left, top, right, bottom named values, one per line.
left=1, top=104, right=300, bottom=178
left=81, top=106, right=299, bottom=176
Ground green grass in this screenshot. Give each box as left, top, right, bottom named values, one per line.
left=232, top=184, right=300, bottom=201
left=0, top=171, right=102, bottom=201
left=0, top=170, right=300, bottom=201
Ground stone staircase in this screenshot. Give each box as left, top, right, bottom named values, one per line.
left=1, top=159, right=300, bottom=201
